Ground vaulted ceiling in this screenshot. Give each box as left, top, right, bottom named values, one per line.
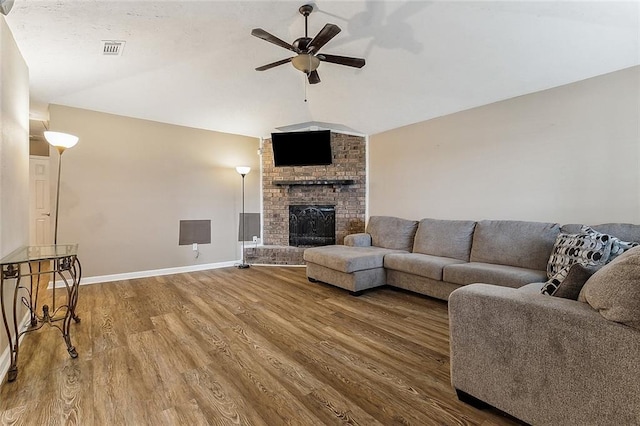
left=6, top=1, right=639, bottom=138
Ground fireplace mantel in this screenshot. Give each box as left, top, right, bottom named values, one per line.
left=272, top=179, right=355, bottom=187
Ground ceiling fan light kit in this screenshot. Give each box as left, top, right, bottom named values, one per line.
left=291, top=54, right=320, bottom=73
left=251, top=4, right=365, bottom=84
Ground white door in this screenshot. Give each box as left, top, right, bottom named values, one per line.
left=29, top=156, right=51, bottom=245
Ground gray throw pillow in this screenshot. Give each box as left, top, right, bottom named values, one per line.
left=579, top=246, right=640, bottom=330
left=541, top=263, right=597, bottom=300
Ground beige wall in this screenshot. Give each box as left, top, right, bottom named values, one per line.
left=0, top=17, right=30, bottom=359
left=49, top=105, right=259, bottom=278
left=369, top=66, right=640, bottom=225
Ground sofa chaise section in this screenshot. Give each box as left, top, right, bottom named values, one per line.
left=304, top=245, right=400, bottom=294
left=304, top=216, right=418, bottom=294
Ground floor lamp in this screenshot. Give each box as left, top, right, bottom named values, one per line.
left=235, top=166, right=251, bottom=269
left=44, top=131, right=79, bottom=245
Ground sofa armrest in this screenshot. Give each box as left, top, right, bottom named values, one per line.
left=449, top=284, right=640, bottom=425
left=344, top=233, right=372, bottom=247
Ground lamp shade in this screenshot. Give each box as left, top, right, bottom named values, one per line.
left=44, top=131, right=79, bottom=149
left=236, top=166, right=251, bottom=175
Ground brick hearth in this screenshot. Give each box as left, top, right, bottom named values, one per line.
left=248, top=131, right=366, bottom=265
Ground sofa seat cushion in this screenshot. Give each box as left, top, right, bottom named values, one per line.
left=303, top=245, right=401, bottom=273
left=443, top=262, right=547, bottom=288
left=518, top=282, right=545, bottom=294
left=383, top=253, right=466, bottom=280
left=412, top=218, right=476, bottom=261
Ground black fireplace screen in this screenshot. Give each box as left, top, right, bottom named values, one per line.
left=289, top=205, right=336, bottom=247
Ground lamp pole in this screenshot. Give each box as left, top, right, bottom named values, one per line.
left=236, top=166, right=251, bottom=269
left=53, top=146, right=66, bottom=245
left=44, top=131, right=79, bottom=246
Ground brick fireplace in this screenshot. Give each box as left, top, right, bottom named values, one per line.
left=246, top=131, right=366, bottom=265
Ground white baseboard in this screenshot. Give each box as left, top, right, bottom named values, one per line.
left=250, top=263, right=305, bottom=268
left=0, top=311, right=32, bottom=383
left=48, top=260, right=239, bottom=288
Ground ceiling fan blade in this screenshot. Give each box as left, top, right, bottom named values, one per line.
left=308, top=70, right=321, bottom=85
left=307, top=24, right=341, bottom=53
left=318, top=54, right=365, bottom=69
left=251, top=28, right=300, bottom=53
left=255, top=58, right=292, bottom=71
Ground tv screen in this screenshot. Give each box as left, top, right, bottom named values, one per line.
left=271, top=130, right=332, bottom=167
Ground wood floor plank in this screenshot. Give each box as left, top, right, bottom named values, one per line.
left=301, top=386, right=385, bottom=426
left=183, top=362, right=268, bottom=426
left=0, top=266, right=522, bottom=425
left=55, top=357, right=92, bottom=426
left=161, top=398, right=210, bottom=426
left=92, top=346, right=157, bottom=425
left=149, top=313, right=215, bottom=372
left=211, top=343, right=326, bottom=425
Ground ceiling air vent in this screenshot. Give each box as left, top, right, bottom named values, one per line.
left=101, top=40, right=126, bottom=56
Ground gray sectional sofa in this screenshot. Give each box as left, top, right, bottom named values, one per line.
left=448, top=222, right=640, bottom=426
left=304, top=216, right=640, bottom=425
left=304, top=215, right=561, bottom=299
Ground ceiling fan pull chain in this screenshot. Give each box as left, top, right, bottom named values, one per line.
left=304, top=74, right=308, bottom=102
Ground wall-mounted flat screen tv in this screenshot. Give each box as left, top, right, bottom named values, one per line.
left=271, top=130, right=332, bottom=167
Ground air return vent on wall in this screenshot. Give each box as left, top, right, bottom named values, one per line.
left=101, top=40, right=126, bottom=56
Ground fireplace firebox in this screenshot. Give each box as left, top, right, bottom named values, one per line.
left=289, top=205, right=336, bottom=247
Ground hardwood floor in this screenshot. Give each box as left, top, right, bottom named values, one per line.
left=0, top=266, right=520, bottom=425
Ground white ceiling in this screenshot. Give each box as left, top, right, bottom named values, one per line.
left=6, top=1, right=640, bottom=138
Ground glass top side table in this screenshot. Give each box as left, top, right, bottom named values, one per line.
left=0, top=244, right=81, bottom=382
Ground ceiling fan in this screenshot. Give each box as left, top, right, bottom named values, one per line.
left=251, top=4, right=365, bottom=84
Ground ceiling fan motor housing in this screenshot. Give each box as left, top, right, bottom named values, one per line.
left=293, top=37, right=312, bottom=51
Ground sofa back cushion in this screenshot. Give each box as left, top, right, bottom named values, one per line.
left=579, top=245, right=640, bottom=330
left=366, top=216, right=418, bottom=251
left=470, top=220, right=560, bottom=270
left=413, top=218, right=476, bottom=261
left=561, top=223, right=640, bottom=244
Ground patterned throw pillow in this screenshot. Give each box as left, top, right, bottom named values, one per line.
left=581, top=225, right=639, bottom=262
left=546, top=231, right=612, bottom=281
left=543, top=225, right=640, bottom=297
